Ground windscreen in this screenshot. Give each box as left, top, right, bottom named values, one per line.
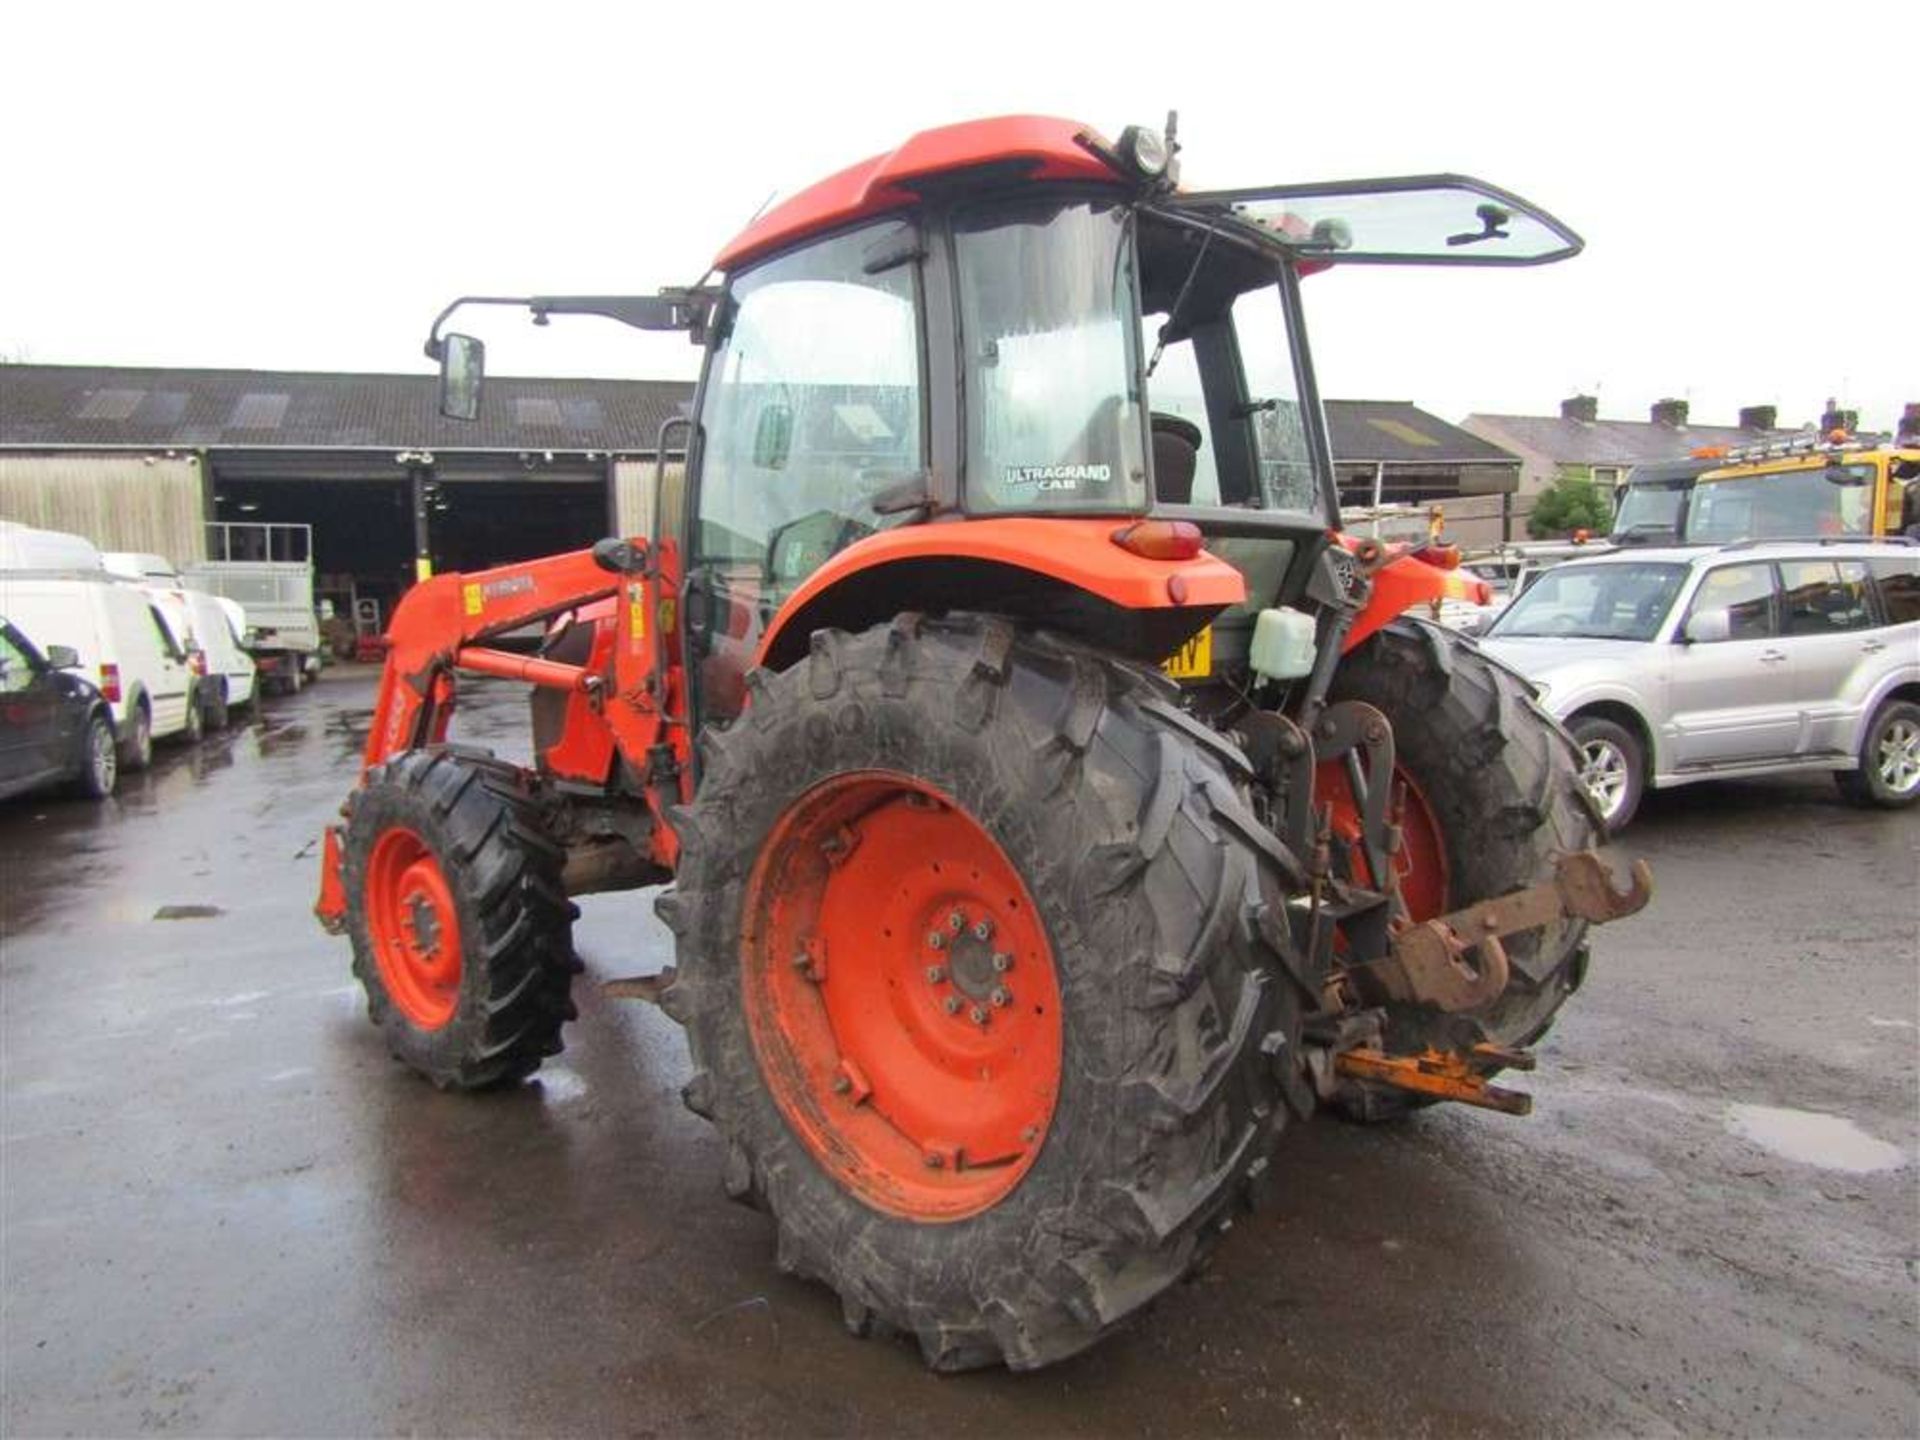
left=1489, top=562, right=1688, bottom=641
left=1612, top=480, right=1691, bottom=538
left=1689, top=465, right=1875, bottom=543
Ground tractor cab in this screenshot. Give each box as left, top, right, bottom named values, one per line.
left=430, top=117, right=1583, bottom=726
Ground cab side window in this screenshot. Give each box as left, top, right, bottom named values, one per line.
left=1140, top=322, right=1221, bottom=505
left=1686, top=563, right=1776, bottom=641
left=1779, top=559, right=1872, bottom=635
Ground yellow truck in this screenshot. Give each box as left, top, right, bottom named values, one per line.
left=1616, top=431, right=1920, bottom=545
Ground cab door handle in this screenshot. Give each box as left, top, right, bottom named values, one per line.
left=1861, top=637, right=1886, bottom=654
left=1759, top=649, right=1788, bottom=664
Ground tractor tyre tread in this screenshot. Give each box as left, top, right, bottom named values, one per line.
left=344, top=747, right=577, bottom=1090
left=663, top=614, right=1308, bottom=1371
left=1324, top=618, right=1599, bottom=1121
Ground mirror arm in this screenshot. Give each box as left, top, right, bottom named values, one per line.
left=423, top=295, right=538, bottom=361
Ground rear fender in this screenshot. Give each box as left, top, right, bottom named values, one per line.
left=755, top=517, right=1246, bottom=670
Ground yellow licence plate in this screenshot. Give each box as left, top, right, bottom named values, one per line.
left=1162, top=627, right=1212, bottom=680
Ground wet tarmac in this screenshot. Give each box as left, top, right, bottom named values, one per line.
left=3, top=671, right=1915, bottom=1437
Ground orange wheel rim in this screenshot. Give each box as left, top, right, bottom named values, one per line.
left=366, top=827, right=462, bottom=1029
left=1316, top=759, right=1449, bottom=921
left=741, top=772, right=1062, bottom=1222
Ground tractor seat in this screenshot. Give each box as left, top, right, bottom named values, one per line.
left=1151, top=413, right=1203, bottom=505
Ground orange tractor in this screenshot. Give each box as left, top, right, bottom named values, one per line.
left=316, top=115, right=1649, bottom=1370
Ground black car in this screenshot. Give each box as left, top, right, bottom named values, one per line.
left=0, top=618, right=117, bottom=802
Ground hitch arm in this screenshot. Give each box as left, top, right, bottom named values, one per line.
left=1350, top=850, right=1653, bottom=1014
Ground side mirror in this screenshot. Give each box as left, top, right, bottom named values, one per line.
left=46, top=644, right=80, bottom=670
left=438, top=333, right=485, bottom=421
left=752, top=403, right=794, bottom=470
left=1682, top=607, right=1731, bottom=644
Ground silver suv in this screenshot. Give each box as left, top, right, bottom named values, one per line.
left=1479, top=540, right=1920, bottom=830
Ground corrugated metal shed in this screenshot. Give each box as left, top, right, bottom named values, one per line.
left=0, top=453, right=207, bottom=563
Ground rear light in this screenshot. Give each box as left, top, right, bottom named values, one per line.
left=1690, top=445, right=1728, bottom=460
left=100, top=663, right=121, bottom=703
left=1111, top=520, right=1204, bottom=561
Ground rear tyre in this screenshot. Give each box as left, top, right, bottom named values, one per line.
left=121, top=701, right=153, bottom=772
left=76, top=713, right=117, bottom=799
left=206, top=680, right=231, bottom=731
left=1324, top=619, right=1600, bottom=1121
left=182, top=687, right=204, bottom=745
left=343, top=748, right=580, bottom=1089
left=1835, top=698, right=1920, bottom=808
left=1568, top=714, right=1644, bottom=833
left=662, top=615, right=1304, bottom=1371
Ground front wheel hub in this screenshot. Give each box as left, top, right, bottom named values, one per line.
left=741, top=772, right=1062, bottom=1221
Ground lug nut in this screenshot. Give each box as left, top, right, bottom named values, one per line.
left=942, top=995, right=962, bottom=1015
left=927, top=931, right=945, bottom=950
left=948, top=910, right=966, bottom=933
left=990, top=986, right=1012, bottom=1008
left=969, top=1005, right=988, bottom=1026
left=990, top=952, right=1012, bottom=973
left=923, top=1152, right=944, bottom=1169
left=831, top=1074, right=852, bottom=1095
left=925, top=964, right=947, bottom=984
left=1021, top=1125, right=1039, bottom=1143
left=972, top=918, right=994, bottom=941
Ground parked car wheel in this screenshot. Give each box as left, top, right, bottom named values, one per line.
left=181, top=686, right=205, bottom=744
left=205, top=679, right=230, bottom=731
left=1570, top=714, right=1644, bottom=834
left=121, top=701, right=153, bottom=771
left=1835, top=698, right=1920, bottom=809
left=77, top=712, right=117, bottom=799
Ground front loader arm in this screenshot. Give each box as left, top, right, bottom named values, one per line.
left=317, top=538, right=689, bottom=933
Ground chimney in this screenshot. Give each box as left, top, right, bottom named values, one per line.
left=1650, top=398, right=1689, bottom=428
left=1818, top=398, right=1859, bottom=434
left=1898, top=403, right=1920, bottom=446
left=1560, top=394, right=1598, bottom=423
left=1737, top=404, right=1777, bottom=432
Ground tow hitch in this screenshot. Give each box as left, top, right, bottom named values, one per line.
left=1331, top=850, right=1653, bottom=1111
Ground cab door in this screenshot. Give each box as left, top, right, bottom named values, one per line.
left=1666, top=562, right=1801, bottom=766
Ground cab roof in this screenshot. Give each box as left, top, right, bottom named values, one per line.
left=714, top=115, right=1128, bottom=273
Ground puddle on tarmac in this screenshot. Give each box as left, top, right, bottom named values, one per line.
left=1725, top=1104, right=1906, bottom=1174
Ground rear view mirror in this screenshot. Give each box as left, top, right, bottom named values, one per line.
left=1682, top=607, right=1731, bottom=644
left=753, top=404, right=794, bottom=470
left=439, top=333, right=485, bottom=421
left=46, top=644, right=80, bottom=670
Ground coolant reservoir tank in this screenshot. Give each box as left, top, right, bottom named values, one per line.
left=1249, top=607, right=1318, bottom=682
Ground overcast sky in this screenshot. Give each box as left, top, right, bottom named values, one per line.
left=4, top=1, right=1913, bottom=433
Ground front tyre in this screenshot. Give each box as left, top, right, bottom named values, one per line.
left=76, top=712, right=117, bottom=799
left=1836, top=697, right=1920, bottom=808
left=661, top=616, right=1303, bottom=1371
left=343, top=748, right=579, bottom=1089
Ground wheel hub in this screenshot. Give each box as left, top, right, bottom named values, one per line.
left=365, top=827, right=462, bottom=1029
left=741, top=772, right=1062, bottom=1221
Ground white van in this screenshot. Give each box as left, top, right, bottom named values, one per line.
left=0, top=525, right=201, bottom=765
left=107, top=556, right=260, bottom=728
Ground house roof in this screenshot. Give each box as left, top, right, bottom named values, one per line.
left=1461, top=412, right=1785, bottom=468
left=1325, top=400, right=1518, bottom=466
left=0, top=364, right=695, bottom=453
